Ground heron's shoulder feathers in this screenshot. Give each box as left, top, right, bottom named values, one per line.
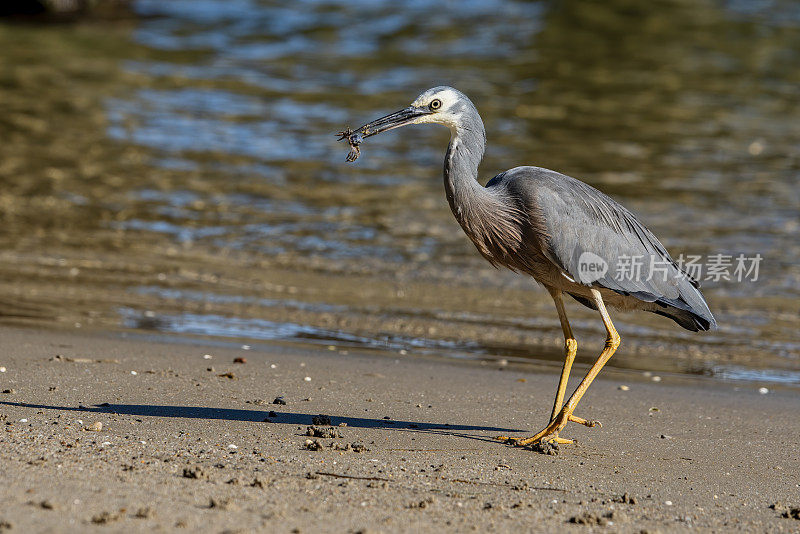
left=490, top=166, right=672, bottom=260
left=488, top=166, right=716, bottom=330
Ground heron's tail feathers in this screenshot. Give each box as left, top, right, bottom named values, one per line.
left=649, top=307, right=715, bottom=332
left=566, top=273, right=717, bottom=332
left=647, top=274, right=717, bottom=332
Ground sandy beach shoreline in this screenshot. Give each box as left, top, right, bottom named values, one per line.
left=1, top=324, right=799, bottom=533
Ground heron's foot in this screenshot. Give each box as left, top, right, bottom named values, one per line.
left=499, top=435, right=575, bottom=445
left=495, top=412, right=600, bottom=448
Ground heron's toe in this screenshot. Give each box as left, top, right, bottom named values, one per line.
left=568, top=414, right=602, bottom=428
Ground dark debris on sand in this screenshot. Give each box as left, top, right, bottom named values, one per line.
left=312, top=414, right=332, bottom=425
left=529, top=439, right=559, bottom=455
left=91, top=510, right=122, bottom=524
left=306, top=425, right=340, bottom=438
left=134, top=507, right=155, bottom=519
left=182, top=466, right=209, bottom=480
left=406, top=497, right=434, bottom=509
left=770, top=502, right=800, bottom=520
left=568, top=511, right=616, bottom=526
left=613, top=492, right=638, bottom=505
left=208, top=497, right=238, bottom=511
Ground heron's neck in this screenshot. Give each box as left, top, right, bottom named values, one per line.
left=443, top=121, right=488, bottom=225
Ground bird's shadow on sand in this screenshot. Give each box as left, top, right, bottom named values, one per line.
left=1, top=401, right=523, bottom=444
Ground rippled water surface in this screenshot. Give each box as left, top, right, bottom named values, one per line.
left=1, top=0, right=798, bottom=384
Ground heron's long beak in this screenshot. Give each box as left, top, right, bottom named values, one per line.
left=354, top=106, right=429, bottom=138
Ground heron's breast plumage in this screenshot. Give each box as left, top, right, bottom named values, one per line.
left=453, top=193, right=525, bottom=269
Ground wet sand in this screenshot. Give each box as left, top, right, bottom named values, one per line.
left=0, top=324, right=798, bottom=533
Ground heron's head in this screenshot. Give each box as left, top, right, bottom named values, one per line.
left=353, top=86, right=475, bottom=139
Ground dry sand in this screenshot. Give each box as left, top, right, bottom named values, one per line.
left=0, top=325, right=799, bottom=533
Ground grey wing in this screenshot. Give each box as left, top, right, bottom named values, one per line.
left=503, top=167, right=716, bottom=331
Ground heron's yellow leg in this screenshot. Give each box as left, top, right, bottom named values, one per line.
left=513, top=289, right=619, bottom=447
left=548, top=288, right=577, bottom=422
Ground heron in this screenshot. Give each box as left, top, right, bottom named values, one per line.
left=337, top=86, right=716, bottom=448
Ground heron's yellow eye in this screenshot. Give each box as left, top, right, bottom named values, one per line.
left=429, top=99, right=442, bottom=111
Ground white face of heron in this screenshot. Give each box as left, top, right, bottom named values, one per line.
left=409, top=87, right=464, bottom=130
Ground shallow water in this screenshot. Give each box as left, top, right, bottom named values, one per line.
left=0, top=0, right=798, bottom=384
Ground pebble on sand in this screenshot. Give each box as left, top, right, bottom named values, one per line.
left=208, top=497, right=239, bottom=512
left=0, top=366, right=6, bottom=372
left=304, top=439, right=323, bottom=451
left=618, top=385, right=630, bottom=391
left=134, top=507, right=155, bottom=519
left=759, top=387, right=769, bottom=394
left=233, top=357, right=247, bottom=364
left=86, top=422, right=103, bottom=432
left=203, top=354, right=213, bottom=360
left=182, top=466, right=208, bottom=479
left=304, top=376, right=312, bottom=382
